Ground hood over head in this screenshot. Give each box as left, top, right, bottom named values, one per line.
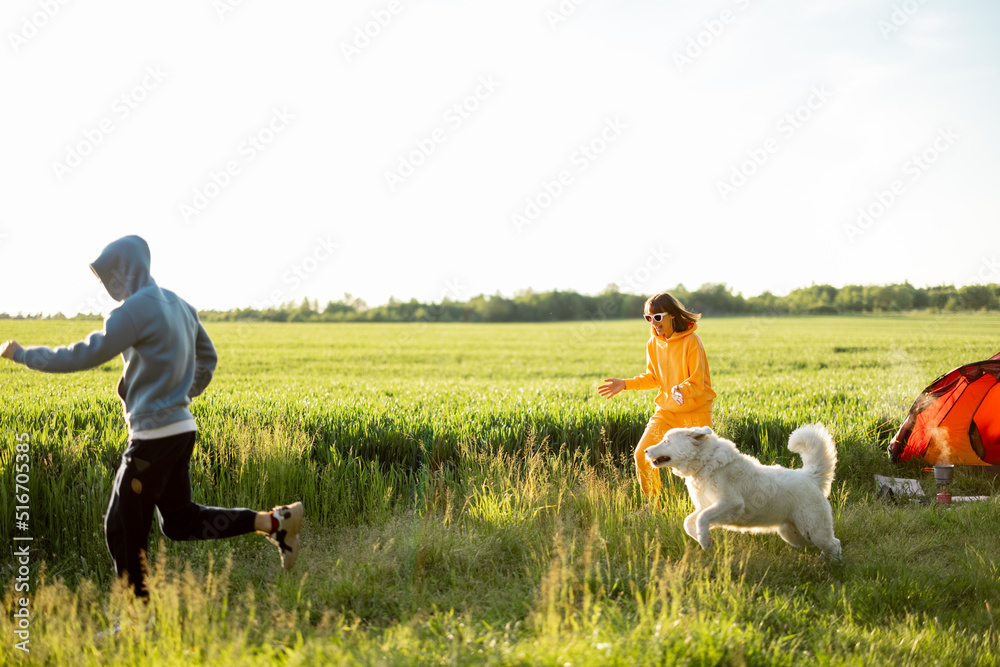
left=90, top=235, right=154, bottom=301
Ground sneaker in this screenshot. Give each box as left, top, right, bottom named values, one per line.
left=266, top=502, right=303, bottom=570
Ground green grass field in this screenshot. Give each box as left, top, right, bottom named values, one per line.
left=2, top=315, right=1000, bottom=665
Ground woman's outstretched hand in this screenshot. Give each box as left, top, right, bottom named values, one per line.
left=598, top=378, right=625, bottom=398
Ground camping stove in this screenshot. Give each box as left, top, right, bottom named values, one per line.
left=934, top=464, right=955, bottom=504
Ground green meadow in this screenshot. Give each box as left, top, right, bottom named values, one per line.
left=2, top=314, right=1000, bottom=665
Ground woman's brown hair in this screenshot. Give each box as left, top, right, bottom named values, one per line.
left=645, top=292, right=700, bottom=334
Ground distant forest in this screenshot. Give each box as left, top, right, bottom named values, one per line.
left=7, top=282, right=999, bottom=323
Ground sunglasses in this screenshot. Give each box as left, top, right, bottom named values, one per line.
left=644, top=313, right=668, bottom=323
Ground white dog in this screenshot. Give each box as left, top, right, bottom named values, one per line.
left=644, top=423, right=841, bottom=560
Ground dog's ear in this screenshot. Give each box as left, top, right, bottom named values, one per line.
left=690, top=426, right=713, bottom=444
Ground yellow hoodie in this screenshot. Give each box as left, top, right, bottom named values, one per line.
left=623, top=321, right=715, bottom=414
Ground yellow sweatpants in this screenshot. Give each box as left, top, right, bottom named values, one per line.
left=634, top=409, right=713, bottom=498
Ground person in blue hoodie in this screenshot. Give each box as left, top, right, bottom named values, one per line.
left=1, top=235, right=303, bottom=598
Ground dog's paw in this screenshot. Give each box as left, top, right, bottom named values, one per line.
left=697, top=536, right=714, bottom=551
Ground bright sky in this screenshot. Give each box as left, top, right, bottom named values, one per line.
left=2, top=0, right=999, bottom=316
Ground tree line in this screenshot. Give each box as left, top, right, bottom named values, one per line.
left=4, top=283, right=999, bottom=323
left=194, top=282, right=1000, bottom=322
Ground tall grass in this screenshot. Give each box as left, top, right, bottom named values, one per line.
left=1, top=315, right=999, bottom=663
left=2, top=426, right=999, bottom=665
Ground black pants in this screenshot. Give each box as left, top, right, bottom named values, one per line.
left=104, top=431, right=257, bottom=597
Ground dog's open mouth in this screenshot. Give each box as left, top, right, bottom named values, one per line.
left=650, top=455, right=671, bottom=467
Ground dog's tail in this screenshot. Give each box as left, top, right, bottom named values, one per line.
left=787, top=423, right=837, bottom=497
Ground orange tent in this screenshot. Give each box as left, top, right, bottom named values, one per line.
left=889, top=352, right=1000, bottom=465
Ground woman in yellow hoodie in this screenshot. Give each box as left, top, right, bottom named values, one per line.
left=599, top=292, right=716, bottom=500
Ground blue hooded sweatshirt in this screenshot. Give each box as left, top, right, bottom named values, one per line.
left=13, top=236, right=217, bottom=435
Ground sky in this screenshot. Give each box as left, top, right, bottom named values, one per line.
left=2, top=0, right=999, bottom=316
